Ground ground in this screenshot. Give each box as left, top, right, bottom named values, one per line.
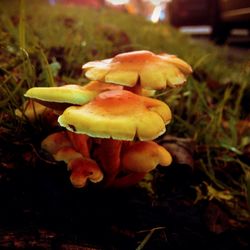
left=0, top=130, right=249, bottom=249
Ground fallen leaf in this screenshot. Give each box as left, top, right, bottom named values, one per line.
left=157, top=135, right=195, bottom=167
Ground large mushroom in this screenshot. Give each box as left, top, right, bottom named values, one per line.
left=57, top=89, right=172, bottom=186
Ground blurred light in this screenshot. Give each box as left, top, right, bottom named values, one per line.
left=231, top=29, right=249, bottom=36
left=81, top=41, right=87, bottom=47
left=149, top=0, right=170, bottom=6
left=49, top=0, right=57, bottom=5
left=150, top=5, right=162, bottom=23
left=179, top=26, right=212, bottom=35
left=106, top=0, right=130, bottom=5
left=149, top=0, right=163, bottom=6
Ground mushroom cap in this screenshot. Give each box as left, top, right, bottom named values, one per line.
left=15, top=100, right=47, bottom=121
left=25, top=84, right=95, bottom=106
left=82, top=50, right=192, bottom=90
left=41, top=131, right=72, bottom=154
left=24, top=81, right=122, bottom=110
left=121, top=141, right=172, bottom=172
left=58, top=90, right=172, bottom=141
left=68, top=157, right=104, bottom=188
left=53, top=146, right=83, bottom=164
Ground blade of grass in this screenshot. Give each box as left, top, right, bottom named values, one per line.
left=192, top=53, right=211, bottom=70
left=199, top=160, right=243, bottom=196
left=234, top=79, right=248, bottom=118
left=38, top=48, right=55, bottom=87
left=18, top=0, right=26, bottom=50
left=245, top=170, right=250, bottom=209
left=174, top=115, right=196, bottom=134
left=0, top=79, right=25, bottom=107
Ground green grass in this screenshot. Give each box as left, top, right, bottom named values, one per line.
left=1, top=0, right=250, bottom=224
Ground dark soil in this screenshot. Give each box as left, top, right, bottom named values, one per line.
left=0, top=129, right=250, bottom=250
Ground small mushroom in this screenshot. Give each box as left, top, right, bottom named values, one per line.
left=121, top=141, right=172, bottom=173
left=41, top=131, right=73, bottom=154
left=41, top=131, right=83, bottom=164
left=82, top=50, right=192, bottom=91
left=15, top=100, right=58, bottom=125
left=110, top=141, right=172, bottom=188
left=68, top=157, right=103, bottom=188
left=53, top=146, right=83, bottom=164
left=58, top=89, right=172, bottom=141
left=41, top=131, right=103, bottom=188
left=15, top=100, right=47, bottom=121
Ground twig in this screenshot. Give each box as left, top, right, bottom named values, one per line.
left=136, top=227, right=165, bottom=250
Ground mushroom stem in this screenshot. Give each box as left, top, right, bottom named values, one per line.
left=67, top=131, right=90, bottom=158
left=111, top=172, right=147, bottom=188
left=124, top=83, right=142, bottom=95
left=68, top=157, right=103, bottom=188
left=94, top=138, right=122, bottom=186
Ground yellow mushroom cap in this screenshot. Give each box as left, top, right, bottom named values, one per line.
left=82, top=50, right=192, bottom=90
left=25, top=84, right=95, bottom=105
left=58, top=90, right=172, bottom=141
left=68, top=157, right=104, bottom=188
left=24, top=81, right=122, bottom=110
left=121, top=141, right=172, bottom=172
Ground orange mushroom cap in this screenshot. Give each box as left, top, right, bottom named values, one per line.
left=68, top=157, right=104, bottom=188
left=58, top=90, right=172, bottom=141
left=121, top=141, right=172, bottom=173
left=53, top=146, right=83, bottom=164
left=41, top=131, right=73, bottom=154
left=15, top=100, right=48, bottom=121
left=41, top=131, right=93, bottom=164
left=41, top=131, right=103, bottom=188
left=82, top=50, right=192, bottom=90
left=24, top=81, right=122, bottom=110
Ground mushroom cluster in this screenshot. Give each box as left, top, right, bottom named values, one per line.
left=22, top=50, right=192, bottom=188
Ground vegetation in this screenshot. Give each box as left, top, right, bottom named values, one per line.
left=0, top=0, right=250, bottom=248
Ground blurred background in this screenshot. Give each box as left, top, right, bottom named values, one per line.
left=48, top=0, right=250, bottom=46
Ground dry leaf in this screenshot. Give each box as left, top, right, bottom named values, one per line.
left=157, top=135, right=195, bottom=167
